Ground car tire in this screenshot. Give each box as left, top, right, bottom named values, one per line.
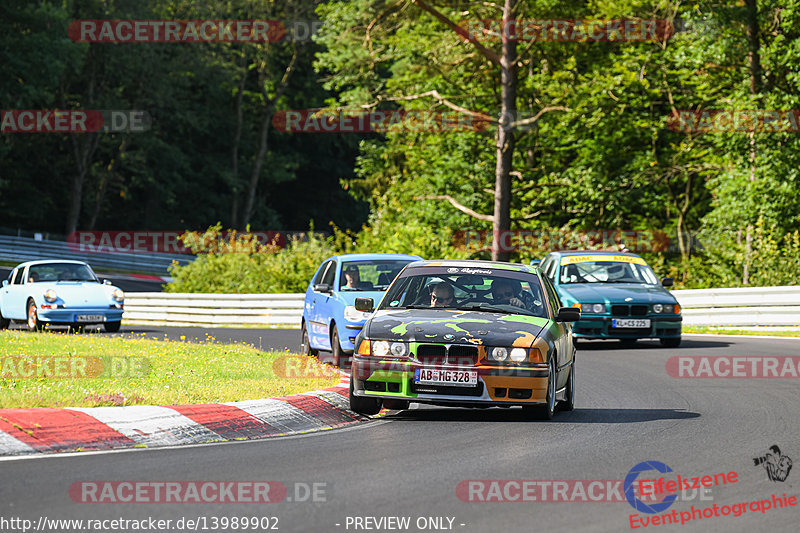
left=300, top=322, right=318, bottom=356
left=0, top=307, right=9, bottom=330
left=349, top=378, right=382, bottom=415
left=524, top=357, right=556, bottom=420
left=558, top=357, right=575, bottom=412
left=331, top=325, right=343, bottom=367
left=27, top=300, right=44, bottom=332
left=105, top=321, right=121, bottom=333
left=660, top=337, right=681, bottom=348
left=383, top=399, right=410, bottom=410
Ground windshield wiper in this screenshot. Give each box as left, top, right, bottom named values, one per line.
left=454, top=303, right=517, bottom=314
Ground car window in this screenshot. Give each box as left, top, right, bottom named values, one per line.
left=28, top=263, right=97, bottom=282
left=559, top=256, right=659, bottom=284
left=321, top=261, right=337, bottom=286
left=541, top=275, right=563, bottom=315
left=10, top=268, right=21, bottom=285
left=380, top=267, right=548, bottom=318
left=313, top=261, right=330, bottom=285
left=339, top=260, right=411, bottom=291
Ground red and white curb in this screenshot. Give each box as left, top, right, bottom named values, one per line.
left=0, top=376, right=372, bottom=456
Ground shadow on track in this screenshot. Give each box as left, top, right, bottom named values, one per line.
left=576, top=339, right=732, bottom=350
left=386, top=407, right=700, bottom=424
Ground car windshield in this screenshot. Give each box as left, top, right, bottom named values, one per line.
left=339, top=260, right=412, bottom=291
left=28, top=263, right=98, bottom=283
left=559, top=258, right=659, bottom=285
left=378, top=266, right=548, bottom=318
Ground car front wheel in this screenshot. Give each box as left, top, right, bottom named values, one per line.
left=331, top=326, right=343, bottom=367
left=524, top=357, right=556, bottom=420
left=300, top=322, right=318, bottom=356
left=349, top=378, right=382, bottom=415
left=559, top=357, right=575, bottom=412
left=105, top=321, right=121, bottom=333
left=27, top=300, right=44, bottom=332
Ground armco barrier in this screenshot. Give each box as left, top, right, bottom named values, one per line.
left=0, top=235, right=191, bottom=276
left=122, top=286, right=800, bottom=329
left=123, top=293, right=304, bottom=327
left=672, top=286, right=800, bottom=328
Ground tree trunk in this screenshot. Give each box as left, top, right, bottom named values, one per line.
left=491, top=0, right=517, bottom=262
left=230, top=51, right=248, bottom=228
left=743, top=0, right=761, bottom=283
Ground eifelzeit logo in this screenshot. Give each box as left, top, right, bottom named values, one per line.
left=753, top=445, right=793, bottom=482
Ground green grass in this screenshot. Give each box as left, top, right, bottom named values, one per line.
left=683, top=326, right=800, bottom=337
left=0, top=330, right=340, bottom=408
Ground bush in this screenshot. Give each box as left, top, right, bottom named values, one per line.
left=166, top=224, right=354, bottom=293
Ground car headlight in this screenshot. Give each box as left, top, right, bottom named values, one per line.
left=344, top=305, right=371, bottom=322
left=389, top=342, right=407, bottom=356
left=372, top=340, right=390, bottom=356
left=577, top=303, right=605, bottom=313
left=663, top=304, right=673, bottom=313
left=489, top=347, right=508, bottom=362
left=509, top=347, right=527, bottom=362
left=112, top=288, right=124, bottom=302
left=653, top=304, right=663, bottom=313
left=44, top=289, right=57, bottom=303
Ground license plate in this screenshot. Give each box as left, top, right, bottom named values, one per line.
left=612, top=319, right=650, bottom=328
left=414, top=368, right=477, bottom=387
left=76, top=314, right=105, bottom=322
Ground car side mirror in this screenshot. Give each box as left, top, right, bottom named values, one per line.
left=661, top=276, right=674, bottom=287
left=529, top=259, right=541, bottom=267
left=1, top=280, right=7, bottom=287
left=103, top=279, right=112, bottom=285
left=355, top=297, right=374, bottom=313
left=556, top=306, right=581, bottom=322
left=313, top=283, right=332, bottom=293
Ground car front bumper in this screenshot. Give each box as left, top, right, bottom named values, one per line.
left=572, top=315, right=682, bottom=339
left=37, top=306, right=124, bottom=325
left=351, top=356, right=550, bottom=406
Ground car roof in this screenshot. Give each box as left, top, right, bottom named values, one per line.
left=13, top=260, right=90, bottom=269
left=551, top=250, right=645, bottom=259
left=324, top=253, right=423, bottom=262
left=405, top=259, right=540, bottom=274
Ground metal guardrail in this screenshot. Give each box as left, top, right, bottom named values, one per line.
left=123, top=293, right=304, bottom=327
left=672, top=286, right=800, bottom=328
left=0, top=235, right=192, bottom=275
left=123, top=286, right=800, bottom=329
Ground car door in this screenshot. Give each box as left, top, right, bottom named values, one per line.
left=312, top=260, right=338, bottom=350
left=1, top=267, right=27, bottom=319
left=542, top=274, right=573, bottom=387
left=305, top=260, right=330, bottom=348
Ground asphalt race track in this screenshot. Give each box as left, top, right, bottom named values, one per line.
left=2, top=331, right=799, bottom=533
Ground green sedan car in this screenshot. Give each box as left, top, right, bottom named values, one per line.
left=534, top=251, right=682, bottom=347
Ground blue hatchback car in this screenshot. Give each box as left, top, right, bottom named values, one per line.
left=0, top=260, right=125, bottom=332
left=301, top=253, right=422, bottom=365
left=533, top=251, right=682, bottom=347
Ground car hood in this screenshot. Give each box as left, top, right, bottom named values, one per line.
left=36, top=282, right=118, bottom=304
left=557, top=283, right=677, bottom=304
left=365, top=308, right=550, bottom=348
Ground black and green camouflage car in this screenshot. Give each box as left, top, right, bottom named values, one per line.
left=349, top=260, right=580, bottom=419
